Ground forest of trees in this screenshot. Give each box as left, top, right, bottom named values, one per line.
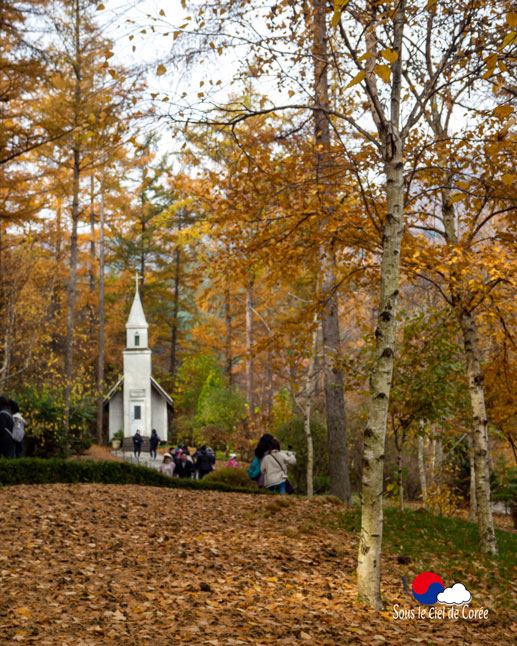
left=1, top=0, right=516, bottom=608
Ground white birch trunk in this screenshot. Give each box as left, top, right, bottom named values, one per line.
left=417, top=427, right=427, bottom=506
left=468, top=433, right=477, bottom=523
left=357, top=150, right=405, bottom=609
left=459, top=310, right=497, bottom=553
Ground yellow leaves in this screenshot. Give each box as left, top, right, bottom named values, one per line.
left=493, top=105, right=514, bottom=119
left=374, top=64, right=391, bottom=83
left=482, top=53, right=498, bottom=79
left=381, top=48, right=398, bottom=63
left=502, top=32, right=517, bottom=47
left=331, top=0, right=350, bottom=28
left=455, top=181, right=470, bottom=190
left=159, top=8, right=166, bottom=16
left=502, top=174, right=516, bottom=186
left=96, top=3, right=105, bottom=9
left=357, top=52, right=373, bottom=61
left=156, top=64, right=166, bottom=76
left=449, top=193, right=466, bottom=204
left=15, top=606, right=31, bottom=618
left=425, top=0, right=438, bottom=8
left=346, top=70, right=365, bottom=88
left=507, top=12, right=517, bottom=28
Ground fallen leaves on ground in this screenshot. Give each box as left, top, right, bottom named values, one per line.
left=0, top=484, right=514, bottom=645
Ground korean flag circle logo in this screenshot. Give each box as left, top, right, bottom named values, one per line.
left=412, top=572, right=445, bottom=605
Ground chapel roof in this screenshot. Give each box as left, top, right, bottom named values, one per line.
left=127, top=276, right=148, bottom=328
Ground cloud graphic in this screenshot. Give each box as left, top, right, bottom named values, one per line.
left=437, top=583, right=472, bottom=606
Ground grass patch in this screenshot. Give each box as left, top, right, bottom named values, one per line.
left=328, top=505, right=517, bottom=608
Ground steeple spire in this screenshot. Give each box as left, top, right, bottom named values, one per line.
left=126, top=272, right=148, bottom=348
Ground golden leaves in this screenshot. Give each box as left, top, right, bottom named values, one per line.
left=374, top=64, right=392, bottom=83
left=501, top=174, right=515, bottom=186
left=346, top=70, right=365, bottom=88
left=156, top=64, right=166, bottom=76
left=507, top=12, right=517, bottom=27
left=381, top=48, right=398, bottom=63
left=331, top=0, right=350, bottom=28
left=493, top=105, right=514, bottom=119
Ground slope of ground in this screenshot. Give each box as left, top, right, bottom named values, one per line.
left=0, top=484, right=515, bottom=645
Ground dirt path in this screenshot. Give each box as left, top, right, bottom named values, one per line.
left=0, top=484, right=514, bottom=645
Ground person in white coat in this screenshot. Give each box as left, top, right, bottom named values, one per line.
left=260, top=439, right=296, bottom=494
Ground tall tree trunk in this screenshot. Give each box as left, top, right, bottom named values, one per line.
left=357, top=148, right=405, bottom=609
left=96, top=177, right=105, bottom=445
left=89, top=174, right=95, bottom=293
left=64, top=0, right=82, bottom=439
left=302, top=321, right=319, bottom=499
left=169, top=244, right=181, bottom=386
left=397, top=447, right=403, bottom=512
left=468, top=432, right=477, bottom=522
left=312, top=0, right=350, bottom=503
left=245, top=279, right=254, bottom=411
left=224, top=287, right=233, bottom=385
left=417, top=424, right=427, bottom=506
left=266, top=348, right=273, bottom=415
left=430, top=104, right=497, bottom=554
left=459, top=309, right=497, bottom=553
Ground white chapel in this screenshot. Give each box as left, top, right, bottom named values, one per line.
left=104, top=277, right=173, bottom=440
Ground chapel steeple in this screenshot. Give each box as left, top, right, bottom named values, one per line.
left=126, top=273, right=148, bottom=349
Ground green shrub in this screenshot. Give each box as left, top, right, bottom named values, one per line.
left=203, top=467, right=253, bottom=488
left=0, top=458, right=268, bottom=495
left=12, top=385, right=95, bottom=458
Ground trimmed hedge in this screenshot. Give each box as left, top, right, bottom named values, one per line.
left=0, top=458, right=268, bottom=495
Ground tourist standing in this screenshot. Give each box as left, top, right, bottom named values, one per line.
left=9, top=399, right=26, bottom=458
left=0, top=396, right=15, bottom=458
left=194, top=445, right=214, bottom=479
left=149, top=429, right=160, bottom=460
left=159, top=454, right=175, bottom=477
left=132, top=429, right=143, bottom=460
left=175, top=452, right=194, bottom=478
left=260, top=439, right=296, bottom=494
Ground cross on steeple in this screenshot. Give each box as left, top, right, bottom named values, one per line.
left=135, top=271, right=140, bottom=293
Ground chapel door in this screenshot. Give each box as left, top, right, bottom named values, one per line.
left=130, top=401, right=145, bottom=436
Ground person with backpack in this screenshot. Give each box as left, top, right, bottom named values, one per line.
left=149, top=429, right=160, bottom=461
left=260, top=438, right=296, bottom=494
left=132, top=429, right=143, bottom=460
left=248, top=433, right=274, bottom=486
left=0, top=396, right=15, bottom=458
left=194, top=445, right=214, bottom=479
left=9, top=399, right=26, bottom=458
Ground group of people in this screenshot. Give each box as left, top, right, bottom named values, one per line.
left=0, top=396, right=27, bottom=459
left=250, top=433, right=296, bottom=494
left=159, top=444, right=216, bottom=480
left=131, top=429, right=162, bottom=460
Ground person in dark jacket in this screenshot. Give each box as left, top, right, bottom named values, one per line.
left=175, top=452, right=194, bottom=478
left=149, top=429, right=160, bottom=460
left=0, top=396, right=15, bottom=458
left=194, top=445, right=214, bottom=479
left=132, top=429, right=143, bottom=459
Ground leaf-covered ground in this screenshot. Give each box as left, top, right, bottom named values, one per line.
left=0, top=484, right=515, bottom=645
